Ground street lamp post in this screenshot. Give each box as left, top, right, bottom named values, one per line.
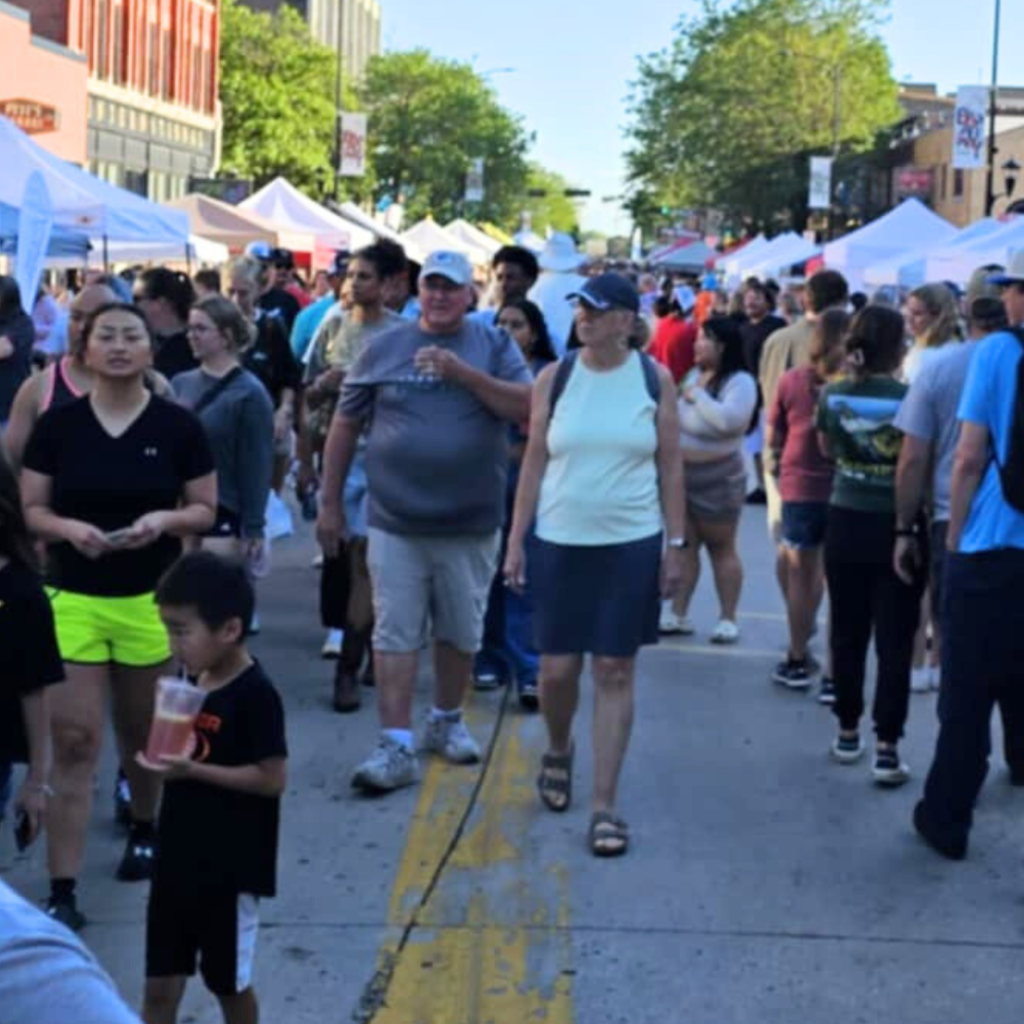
left=984, top=0, right=1002, bottom=216
left=333, top=0, right=345, bottom=202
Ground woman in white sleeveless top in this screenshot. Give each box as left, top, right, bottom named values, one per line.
left=505, top=274, right=685, bottom=857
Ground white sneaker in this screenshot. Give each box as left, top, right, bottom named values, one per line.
left=422, top=715, right=482, bottom=764
left=321, top=629, right=343, bottom=659
left=910, top=666, right=932, bottom=693
left=710, top=619, right=740, bottom=644
left=351, top=735, right=420, bottom=793
left=659, top=604, right=695, bottom=636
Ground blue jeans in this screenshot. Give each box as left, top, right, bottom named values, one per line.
left=475, top=474, right=539, bottom=689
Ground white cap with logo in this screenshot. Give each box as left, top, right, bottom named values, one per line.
left=421, top=250, right=473, bottom=286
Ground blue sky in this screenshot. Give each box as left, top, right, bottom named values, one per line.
left=379, top=0, right=1020, bottom=235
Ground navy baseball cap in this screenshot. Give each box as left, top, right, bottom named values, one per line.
left=568, top=273, right=640, bottom=314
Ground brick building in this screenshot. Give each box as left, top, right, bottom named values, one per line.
left=891, top=84, right=1024, bottom=226
left=243, top=0, right=381, bottom=80
left=0, top=0, right=89, bottom=162
left=23, top=0, right=221, bottom=200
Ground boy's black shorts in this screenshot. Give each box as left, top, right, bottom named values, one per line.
left=146, top=880, right=260, bottom=995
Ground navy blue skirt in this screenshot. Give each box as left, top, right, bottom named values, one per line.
left=531, top=533, right=662, bottom=657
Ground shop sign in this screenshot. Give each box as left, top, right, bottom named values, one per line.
left=0, top=99, right=59, bottom=134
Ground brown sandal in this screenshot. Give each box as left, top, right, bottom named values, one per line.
left=589, top=811, right=629, bottom=857
left=537, top=746, right=573, bottom=812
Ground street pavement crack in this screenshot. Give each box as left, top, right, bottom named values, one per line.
left=351, top=686, right=513, bottom=1023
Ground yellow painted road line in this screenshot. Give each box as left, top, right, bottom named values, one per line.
left=367, top=702, right=574, bottom=1024
left=647, top=643, right=783, bottom=660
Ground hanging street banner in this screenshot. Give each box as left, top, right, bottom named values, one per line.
left=464, top=158, right=485, bottom=203
left=808, top=156, right=833, bottom=210
left=340, top=113, right=368, bottom=177
left=953, top=86, right=988, bottom=169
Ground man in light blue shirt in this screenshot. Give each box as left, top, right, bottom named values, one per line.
left=914, top=255, right=1024, bottom=860
left=289, top=252, right=347, bottom=359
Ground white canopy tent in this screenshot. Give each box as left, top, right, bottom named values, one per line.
left=715, top=233, right=768, bottom=271
left=861, top=218, right=1005, bottom=289
left=400, top=217, right=478, bottom=264
left=0, top=115, right=189, bottom=255
left=335, top=200, right=405, bottom=245
left=823, top=199, right=956, bottom=291
left=513, top=229, right=546, bottom=253
left=920, top=216, right=1024, bottom=286
left=240, top=177, right=377, bottom=252
left=445, top=219, right=501, bottom=261
left=742, top=234, right=821, bottom=280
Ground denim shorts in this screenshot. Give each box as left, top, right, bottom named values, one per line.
left=781, top=501, right=829, bottom=550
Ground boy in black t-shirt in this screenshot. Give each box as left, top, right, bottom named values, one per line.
left=137, top=553, right=287, bottom=1024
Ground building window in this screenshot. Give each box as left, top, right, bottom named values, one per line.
left=149, top=23, right=160, bottom=96
left=953, top=169, right=965, bottom=198
left=162, top=29, right=172, bottom=100
left=96, top=0, right=109, bottom=79
left=112, top=1, right=124, bottom=84
left=193, top=48, right=202, bottom=111
left=940, top=165, right=947, bottom=200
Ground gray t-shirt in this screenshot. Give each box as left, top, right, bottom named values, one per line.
left=893, top=340, right=980, bottom=522
left=304, top=309, right=404, bottom=382
left=172, top=367, right=275, bottom=537
left=0, top=880, right=142, bottom=1023
left=339, top=317, right=532, bottom=535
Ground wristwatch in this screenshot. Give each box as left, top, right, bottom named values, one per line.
left=667, top=537, right=689, bottom=550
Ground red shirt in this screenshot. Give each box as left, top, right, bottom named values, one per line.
left=648, top=316, right=696, bottom=385
left=769, top=366, right=834, bottom=503
left=285, top=282, right=312, bottom=309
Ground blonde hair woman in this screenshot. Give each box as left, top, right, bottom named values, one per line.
left=903, top=283, right=962, bottom=383
left=173, top=295, right=275, bottom=567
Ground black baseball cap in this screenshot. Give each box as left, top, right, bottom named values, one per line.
left=567, top=273, right=640, bottom=314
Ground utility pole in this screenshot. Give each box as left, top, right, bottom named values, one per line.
left=984, top=0, right=1002, bottom=216
left=333, top=0, right=345, bottom=201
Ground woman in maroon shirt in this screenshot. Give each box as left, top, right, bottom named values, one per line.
left=766, top=309, right=849, bottom=691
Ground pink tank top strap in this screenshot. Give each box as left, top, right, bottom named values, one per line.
left=40, top=364, right=57, bottom=412
left=60, top=357, right=86, bottom=398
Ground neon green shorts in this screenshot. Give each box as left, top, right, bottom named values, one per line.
left=48, top=589, right=171, bottom=667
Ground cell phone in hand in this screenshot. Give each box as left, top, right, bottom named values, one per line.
left=14, top=810, right=32, bottom=852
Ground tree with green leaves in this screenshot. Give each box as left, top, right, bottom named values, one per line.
left=523, top=164, right=581, bottom=235
left=218, top=0, right=357, bottom=197
left=359, top=50, right=531, bottom=226
left=625, top=0, right=900, bottom=234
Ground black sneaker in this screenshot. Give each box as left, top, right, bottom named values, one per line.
left=818, top=676, right=836, bottom=706
left=772, top=658, right=812, bottom=690
left=116, top=833, right=156, bottom=882
left=830, top=731, right=864, bottom=764
left=518, top=681, right=539, bottom=711
left=113, top=770, right=132, bottom=829
left=46, top=895, right=86, bottom=932
left=872, top=746, right=910, bottom=787
left=912, top=800, right=967, bottom=860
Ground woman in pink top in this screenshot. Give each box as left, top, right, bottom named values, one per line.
left=766, top=309, right=848, bottom=691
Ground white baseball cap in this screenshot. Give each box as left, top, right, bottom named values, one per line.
left=421, top=250, right=473, bottom=286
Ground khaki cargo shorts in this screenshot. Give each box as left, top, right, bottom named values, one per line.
left=367, top=528, right=501, bottom=654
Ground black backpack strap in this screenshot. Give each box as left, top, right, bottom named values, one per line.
left=547, top=351, right=579, bottom=422
left=638, top=351, right=662, bottom=404
left=193, top=366, right=244, bottom=416
left=549, top=350, right=661, bottom=422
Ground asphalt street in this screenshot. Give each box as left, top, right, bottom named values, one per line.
left=4, top=508, right=1024, bottom=1024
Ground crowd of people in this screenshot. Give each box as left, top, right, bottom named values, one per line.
left=2, top=229, right=1024, bottom=1021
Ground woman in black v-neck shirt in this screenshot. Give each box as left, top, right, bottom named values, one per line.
left=20, top=303, right=216, bottom=929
